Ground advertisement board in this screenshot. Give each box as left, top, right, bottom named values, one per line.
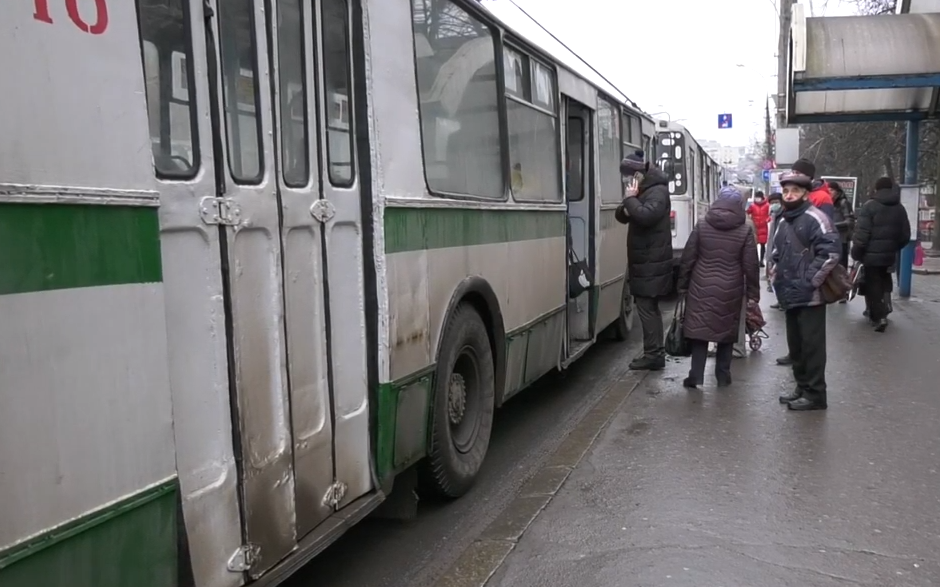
left=919, top=185, right=936, bottom=250
left=900, top=185, right=920, bottom=242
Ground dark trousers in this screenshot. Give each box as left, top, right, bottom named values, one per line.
left=635, top=296, right=665, bottom=359
left=840, top=242, right=849, bottom=267
left=785, top=304, right=828, bottom=403
left=864, top=266, right=893, bottom=321
left=758, top=243, right=766, bottom=264
left=688, top=339, right=732, bottom=384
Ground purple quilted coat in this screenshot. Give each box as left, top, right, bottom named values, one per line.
left=677, top=198, right=760, bottom=343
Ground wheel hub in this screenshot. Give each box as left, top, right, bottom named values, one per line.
left=448, top=372, right=467, bottom=425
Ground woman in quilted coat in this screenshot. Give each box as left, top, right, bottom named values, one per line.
left=677, top=189, right=761, bottom=388
left=747, top=191, right=771, bottom=266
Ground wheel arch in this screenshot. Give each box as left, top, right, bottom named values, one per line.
left=435, top=276, right=507, bottom=407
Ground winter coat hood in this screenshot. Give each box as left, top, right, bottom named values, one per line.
left=706, top=197, right=747, bottom=231
left=871, top=186, right=901, bottom=206
left=638, top=166, right=669, bottom=192
left=717, top=185, right=742, bottom=202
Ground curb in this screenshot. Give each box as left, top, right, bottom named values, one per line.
left=434, top=370, right=647, bottom=587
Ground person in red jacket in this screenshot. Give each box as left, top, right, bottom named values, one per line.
left=747, top=190, right=771, bottom=266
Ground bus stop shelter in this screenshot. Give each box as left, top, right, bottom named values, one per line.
left=784, top=0, right=940, bottom=296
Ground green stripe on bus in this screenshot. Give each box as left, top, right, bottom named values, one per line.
left=0, top=203, right=162, bottom=295
left=384, top=207, right=566, bottom=254
left=0, top=479, right=178, bottom=587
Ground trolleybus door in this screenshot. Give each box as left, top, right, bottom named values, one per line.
left=310, top=0, right=373, bottom=515
left=269, top=0, right=334, bottom=544
left=209, top=0, right=298, bottom=576
left=268, top=0, right=373, bottom=540
left=207, top=0, right=371, bottom=575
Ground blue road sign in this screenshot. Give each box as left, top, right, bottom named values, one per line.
left=762, top=169, right=771, bottom=181
left=718, top=113, right=732, bottom=129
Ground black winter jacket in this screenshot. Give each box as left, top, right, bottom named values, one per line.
left=832, top=193, right=855, bottom=243
left=615, top=167, right=674, bottom=298
left=850, top=186, right=911, bottom=267
left=771, top=201, right=841, bottom=309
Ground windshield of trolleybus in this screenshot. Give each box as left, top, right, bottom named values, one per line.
left=654, top=131, right=687, bottom=196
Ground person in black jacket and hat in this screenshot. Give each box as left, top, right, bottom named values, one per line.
left=851, top=177, right=911, bottom=332
left=615, top=150, right=673, bottom=370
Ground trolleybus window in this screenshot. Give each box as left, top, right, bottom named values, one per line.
left=136, top=0, right=198, bottom=178
left=277, top=0, right=309, bottom=187
left=621, top=112, right=633, bottom=145
left=411, top=0, right=503, bottom=199
left=503, top=48, right=561, bottom=203
left=323, top=0, right=355, bottom=186
left=597, top=96, right=621, bottom=204
left=218, top=0, right=263, bottom=183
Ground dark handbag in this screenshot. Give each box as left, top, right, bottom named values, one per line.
left=791, top=228, right=852, bottom=304
left=665, top=296, right=692, bottom=357
left=566, top=221, right=593, bottom=298
left=819, top=264, right=852, bottom=304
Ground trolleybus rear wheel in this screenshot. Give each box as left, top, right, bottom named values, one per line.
left=610, top=278, right=635, bottom=341
left=420, top=303, right=495, bottom=499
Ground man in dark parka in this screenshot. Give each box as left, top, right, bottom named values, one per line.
left=615, top=150, right=674, bottom=370
left=851, top=177, right=911, bottom=331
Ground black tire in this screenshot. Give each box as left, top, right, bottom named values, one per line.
left=419, top=303, right=495, bottom=499
left=610, top=278, right=635, bottom=341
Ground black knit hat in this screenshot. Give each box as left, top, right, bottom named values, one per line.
left=620, top=149, right=648, bottom=176
left=791, top=158, right=816, bottom=179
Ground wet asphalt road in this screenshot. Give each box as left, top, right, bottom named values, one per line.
left=283, top=322, right=646, bottom=587
left=488, top=277, right=940, bottom=587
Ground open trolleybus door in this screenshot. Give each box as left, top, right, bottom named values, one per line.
left=563, top=97, right=596, bottom=361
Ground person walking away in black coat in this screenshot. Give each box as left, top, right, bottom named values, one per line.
left=615, top=150, right=674, bottom=370
left=677, top=197, right=760, bottom=388
left=771, top=171, right=841, bottom=411
left=851, top=177, right=911, bottom=332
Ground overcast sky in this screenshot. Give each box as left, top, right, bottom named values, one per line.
left=483, top=0, right=858, bottom=148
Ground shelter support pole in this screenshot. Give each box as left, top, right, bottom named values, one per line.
left=899, top=120, right=919, bottom=298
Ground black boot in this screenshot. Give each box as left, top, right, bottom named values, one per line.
left=874, top=318, right=888, bottom=332
left=630, top=355, right=665, bottom=371
left=716, top=373, right=732, bottom=387
left=682, top=376, right=698, bottom=389
left=778, top=387, right=802, bottom=404
left=787, top=397, right=827, bottom=411
left=776, top=354, right=793, bottom=366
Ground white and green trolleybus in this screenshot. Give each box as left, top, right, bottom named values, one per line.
left=0, top=1, right=697, bottom=586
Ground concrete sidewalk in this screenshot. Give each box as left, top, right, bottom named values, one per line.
left=478, top=283, right=940, bottom=587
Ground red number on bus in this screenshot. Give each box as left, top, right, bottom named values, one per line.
left=33, top=0, right=54, bottom=23
left=33, top=0, right=109, bottom=35
left=67, top=0, right=109, bottom=35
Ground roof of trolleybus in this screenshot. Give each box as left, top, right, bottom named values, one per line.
left=480, top=0, right=648, bottom=116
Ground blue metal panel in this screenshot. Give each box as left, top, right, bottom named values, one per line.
left=793, top=73, right=940, bottom=92
left=788, top=111, right=931, bottom=124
